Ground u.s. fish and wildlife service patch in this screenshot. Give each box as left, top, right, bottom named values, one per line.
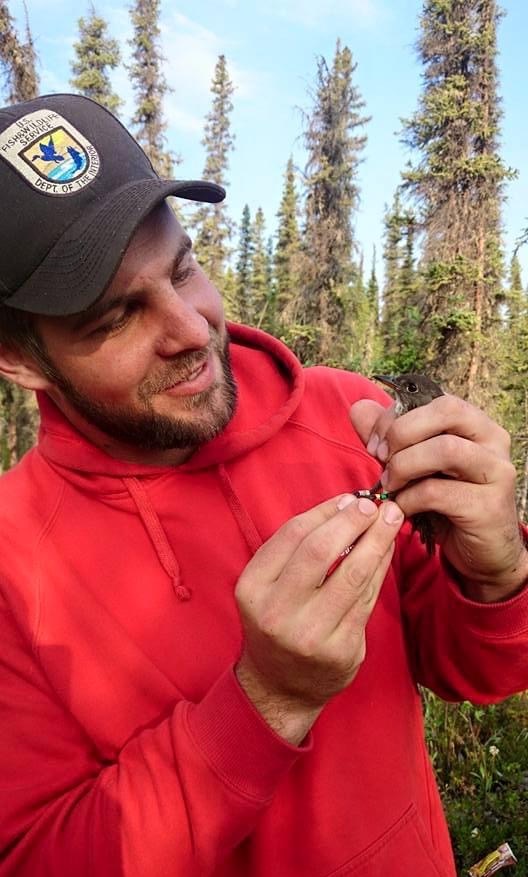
left=0, top=109, right=100, bottom=196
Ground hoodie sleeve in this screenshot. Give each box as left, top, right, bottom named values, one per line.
left=394, top=524, right=528, bottom=702
left=0, top=596, right=307, bottom=877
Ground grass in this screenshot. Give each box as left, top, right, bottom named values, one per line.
left=423, top=691, right=528, bottom=875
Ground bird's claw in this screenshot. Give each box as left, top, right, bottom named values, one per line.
left=353, top=488, right=392, bottom=503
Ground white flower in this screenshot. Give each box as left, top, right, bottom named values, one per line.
left=489, top=745, right=499, bottom=758
left=471, top=828, right=479, bottom=838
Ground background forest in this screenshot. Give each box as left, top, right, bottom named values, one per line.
left=1, top=0, right=527, bottom=872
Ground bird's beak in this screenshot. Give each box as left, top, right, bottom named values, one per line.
left=372, top=374, right=398, bottom=391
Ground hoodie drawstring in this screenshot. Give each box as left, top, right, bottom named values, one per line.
left=123, top=476, right=192, bottom=602
left=123, top=465, right=264, bottom=603
left=217, top=464, right=263, bottom=556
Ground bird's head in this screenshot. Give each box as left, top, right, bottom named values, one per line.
left=372, top=373, right=444, bottom=414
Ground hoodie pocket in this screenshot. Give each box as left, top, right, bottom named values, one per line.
left=326, top=803, right=451, bottom=877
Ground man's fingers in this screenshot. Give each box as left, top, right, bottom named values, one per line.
left=349, top=398, right=393, bottom=448
left=239, top=494, right=374, bottom=588
left=258, top=502, right=402, bottom=669
left=333, top=543, right=395, bottom=638
left=312, top=501, right=403, bottom=629
left=235, top=497, right=405, bottom=712
left=381, top=435, right=512, bottom=492
left=351, top=393, right=511, bottom=466
left=394, top=475, right=517, bottom=527
left=379, top=395, right=511, bottom=461
left=277, top=496, right=380, bottom=598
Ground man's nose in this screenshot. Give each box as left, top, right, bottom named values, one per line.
left=154, top=286, right=211, bottom=356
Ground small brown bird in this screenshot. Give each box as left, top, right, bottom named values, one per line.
left=355, top=373, right=445, bottom=554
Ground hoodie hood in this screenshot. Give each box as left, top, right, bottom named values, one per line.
left=36, top=322, right=306, bottom=481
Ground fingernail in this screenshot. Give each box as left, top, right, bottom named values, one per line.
left=358, top=497, right=377, bottom=516
left=337, top=494, right=357, bottom=511
left=367, top=433, right=379, bottom=456
left=383, top=502, right=403, bottom=525
left=380, top=469, right=389, bottom=488
left=377, top=439, right=389, bottom=462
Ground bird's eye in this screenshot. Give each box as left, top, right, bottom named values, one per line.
left=406, top=382, right=418, bottom=393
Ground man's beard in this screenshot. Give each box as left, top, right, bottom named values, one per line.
left=39, top=328, right=238, bottom=452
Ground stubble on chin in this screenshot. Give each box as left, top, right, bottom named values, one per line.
left=43, top=327, right=238, bottom=452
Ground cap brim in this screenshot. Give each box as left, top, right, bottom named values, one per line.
left=5, top=178, right=225, bottom=316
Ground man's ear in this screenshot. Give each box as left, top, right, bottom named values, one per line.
left=0, top=343, right=52, bottom=392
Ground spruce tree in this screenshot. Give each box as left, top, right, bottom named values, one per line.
left=505, top=252, right=524, bottom=327
left=377, top=193, right=421, bottom=374
left=191, top=55, right=235, bottom=291
left=0, top=0, right=39, bottom=102
left=234, top=204, right=253, bottom=324
left=274, top=156, right=302, bottom=341
left=250, top=208, right=269, bottom=329
left=366, top=246, right=379, bottom=325
left=0, top=0, right=39, bottom=470
left=347, top=255, right=371, bottom=372
left=401, top=0, right=513, bottom=406
left=71, top=7, right=122, bottom=115
left=221, top=267, right=239, bottom=325
left=355, top=246, right=380, bottom=372
left=128, top=0, right=174, bottom=176
left=265, top=236, right=275, bottom=332
left=498, top=254, right=528, bottom=513
left=381, top=192, right=404, bottom=326
left=298, top=40, right=370, bottom=366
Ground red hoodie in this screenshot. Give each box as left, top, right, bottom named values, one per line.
left=1, top=323, right=527, bottom=877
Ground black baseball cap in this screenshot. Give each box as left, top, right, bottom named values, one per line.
left=0, top=93, right=225, bottom=316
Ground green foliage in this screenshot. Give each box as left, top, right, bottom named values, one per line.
left=496, top=254, right=528, bottom=516
left=276, top=323, right=320, bottom=366
left=128, top=0, right=174, bottom=176
left=191, top=55, right=235, bottom=290
left=70, top=8, right=122, bottom=115
left=233, top=204, right=253, bottom=324
left=345, top=261, right=378, bottom=374
left=0, top=379, right=39, bottom=471
left=221, top=267, right=239, bottom=324
left=366, top=247, right=379, bottom=322
left=231, top=206, right=275, bottom=331
left=274, top=157, right=302, bottom=336
left=0, top=2, right=39, bottom=462
left=430, top=307, right=477, bottom=334
left=250, top=208, right=270, bottom=329
left=199, top=54, right=235, bottom=186
left=424, top=255, right=481, bottom=290
left=295, top=39, right=370, bottom=365
left=0, top=0, right=39, bottom=102
left=377, top=193, right=424, bottom=374
left=423, top=691, right=528, bottom=874
left=401, top=0, right=512, bottom=407
left=265, top=236, right=274, bottom=321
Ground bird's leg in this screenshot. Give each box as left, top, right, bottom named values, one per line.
left=325, top=480, right=392, bottom=582
left=353, top=480, right=393, bottom=503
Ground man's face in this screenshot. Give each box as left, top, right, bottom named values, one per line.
left=34, top=202, right=236, bottom=461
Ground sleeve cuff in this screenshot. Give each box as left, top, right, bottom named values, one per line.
left=185, top=666, right=311, bottom=803
left=444, top=566, right=528, bottom=638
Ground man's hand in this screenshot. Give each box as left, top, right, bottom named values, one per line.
left=235, top=494, right=404, bottom=744
left=350, top=393, right=528, bottom=603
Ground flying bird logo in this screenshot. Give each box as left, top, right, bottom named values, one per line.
left=0, top=109, right=100, bottom=196
left=23, top=126, right=89, bottom=183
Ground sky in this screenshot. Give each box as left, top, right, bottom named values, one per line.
left=6, top=0, right=528, bottom=280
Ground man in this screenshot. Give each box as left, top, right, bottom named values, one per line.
left=0, top=94, right=526, bottom=877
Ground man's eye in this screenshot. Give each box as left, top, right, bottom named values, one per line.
left=172, top=256, right=197, bottom=285
left=107, top=313, right=129, bottom=331
left=93, top=306, right=136, bottom=336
